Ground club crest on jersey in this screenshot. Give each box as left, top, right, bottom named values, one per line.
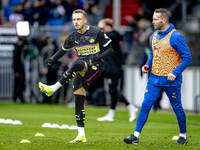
left=89, top=38, right=95, bottom=43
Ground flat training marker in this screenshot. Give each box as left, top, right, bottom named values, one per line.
left=35, top=133, right=44, bottom=136
left=20, top=139, right=31, bottom=143
left=172, top=136, right=179, bottom=140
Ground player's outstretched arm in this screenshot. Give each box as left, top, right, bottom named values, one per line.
left=46, top=49, right=67, bottom=66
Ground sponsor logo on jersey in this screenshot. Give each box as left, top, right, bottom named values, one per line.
left=75, top=43, right=100, bottom=56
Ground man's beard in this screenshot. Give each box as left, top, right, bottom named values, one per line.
left=156, top=21, right=163, bottom=30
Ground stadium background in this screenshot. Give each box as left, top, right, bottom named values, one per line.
left=0, top=0, right=200, bottom=112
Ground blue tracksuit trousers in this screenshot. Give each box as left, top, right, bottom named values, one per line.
left=135, top=82, right=186, bottom=133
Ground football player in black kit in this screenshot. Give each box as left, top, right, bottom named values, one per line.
left=38, top=9, right=113, bottom=143
left=97, top=19, right=138, bottom=122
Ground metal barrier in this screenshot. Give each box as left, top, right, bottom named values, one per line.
left=0, top=28, right=17, bottom=99
left=0, top=50, right=14, bottom=98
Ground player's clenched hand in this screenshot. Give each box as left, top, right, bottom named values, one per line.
left=89, top=55, right=100, bottom=65
left=46, top=58, right=54, bottom=66
left=166, top=73, right=176, bottom=81
left=142, top=65, right=149, bottom=73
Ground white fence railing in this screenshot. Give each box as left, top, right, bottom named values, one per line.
left=0, top=52, right=14, bottom=98
left=124, top=65, right=200, bottom=112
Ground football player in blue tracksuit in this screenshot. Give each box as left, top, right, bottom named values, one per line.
left=124, top=8, right=192, bottom=145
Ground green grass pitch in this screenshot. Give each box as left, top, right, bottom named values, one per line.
left=0, top=102, right=200, bottom=150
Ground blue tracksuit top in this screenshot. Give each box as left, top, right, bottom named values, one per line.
left=146, top=24, right=192, bottom=87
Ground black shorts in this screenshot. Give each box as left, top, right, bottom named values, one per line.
left=73, top=60, right=104, bottom=91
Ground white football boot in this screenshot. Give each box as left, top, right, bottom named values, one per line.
left=127, top=104, right=138, bottom=122
left=97, top=109, right=115, bottom=122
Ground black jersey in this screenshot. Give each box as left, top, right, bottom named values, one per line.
left=62, top=26, right=111, bottom=60
left=104, top=30, right=123, bottom=76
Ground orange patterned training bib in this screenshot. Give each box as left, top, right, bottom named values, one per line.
left=151, top=29, right=181, bottom=76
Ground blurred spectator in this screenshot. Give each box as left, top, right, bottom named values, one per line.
left=135, top=6, right=149, bottom=21
left=63, top=0, right=74, bottom=22
left=96, top=18, right=138, bottom=122
left=123, top=11, right=154, bottom=65
left=69, top=0, right=83, bottom=10
left=88, top=5, right=103, bottom=26
left=13, top=37, right=25, bottom=103
left=65, top=0, right=83, bottom=22
left=166, top=0, right=197, bottom=26
left=29, top=0, right=48, bottom=25
left=137, top=18, right=153, bottom=47
left=23, top=1, right=34, bottom=22
left=18, top=36, right=40, bottom=103
left=82, top=2, right=92, bottom=24
left=2, top=4, right=24, bottom=28
left=0, top=0, right=2, bottom=24
left=58, top=46, right=77, bottom=107
left=81, top=1, right=109, bottom=26
left=123, top=15, right=138, bottom=59
left=40, top=32, right=60, bottom=103
left=0, top=0, right=2, bottom=25
left=48, top=0, right=66, bottom=25
left=123, top=6, right=152, bottom=55
left=0, top=18, right=1, bottom=25
left=141, top=0, right=197, bottom=28
left=98, top=0, right=110, bottom=17
left=141, top=0, right=175, bottom=21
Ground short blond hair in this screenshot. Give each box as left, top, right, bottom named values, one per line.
left=72, top=9, right=87, bottom=18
